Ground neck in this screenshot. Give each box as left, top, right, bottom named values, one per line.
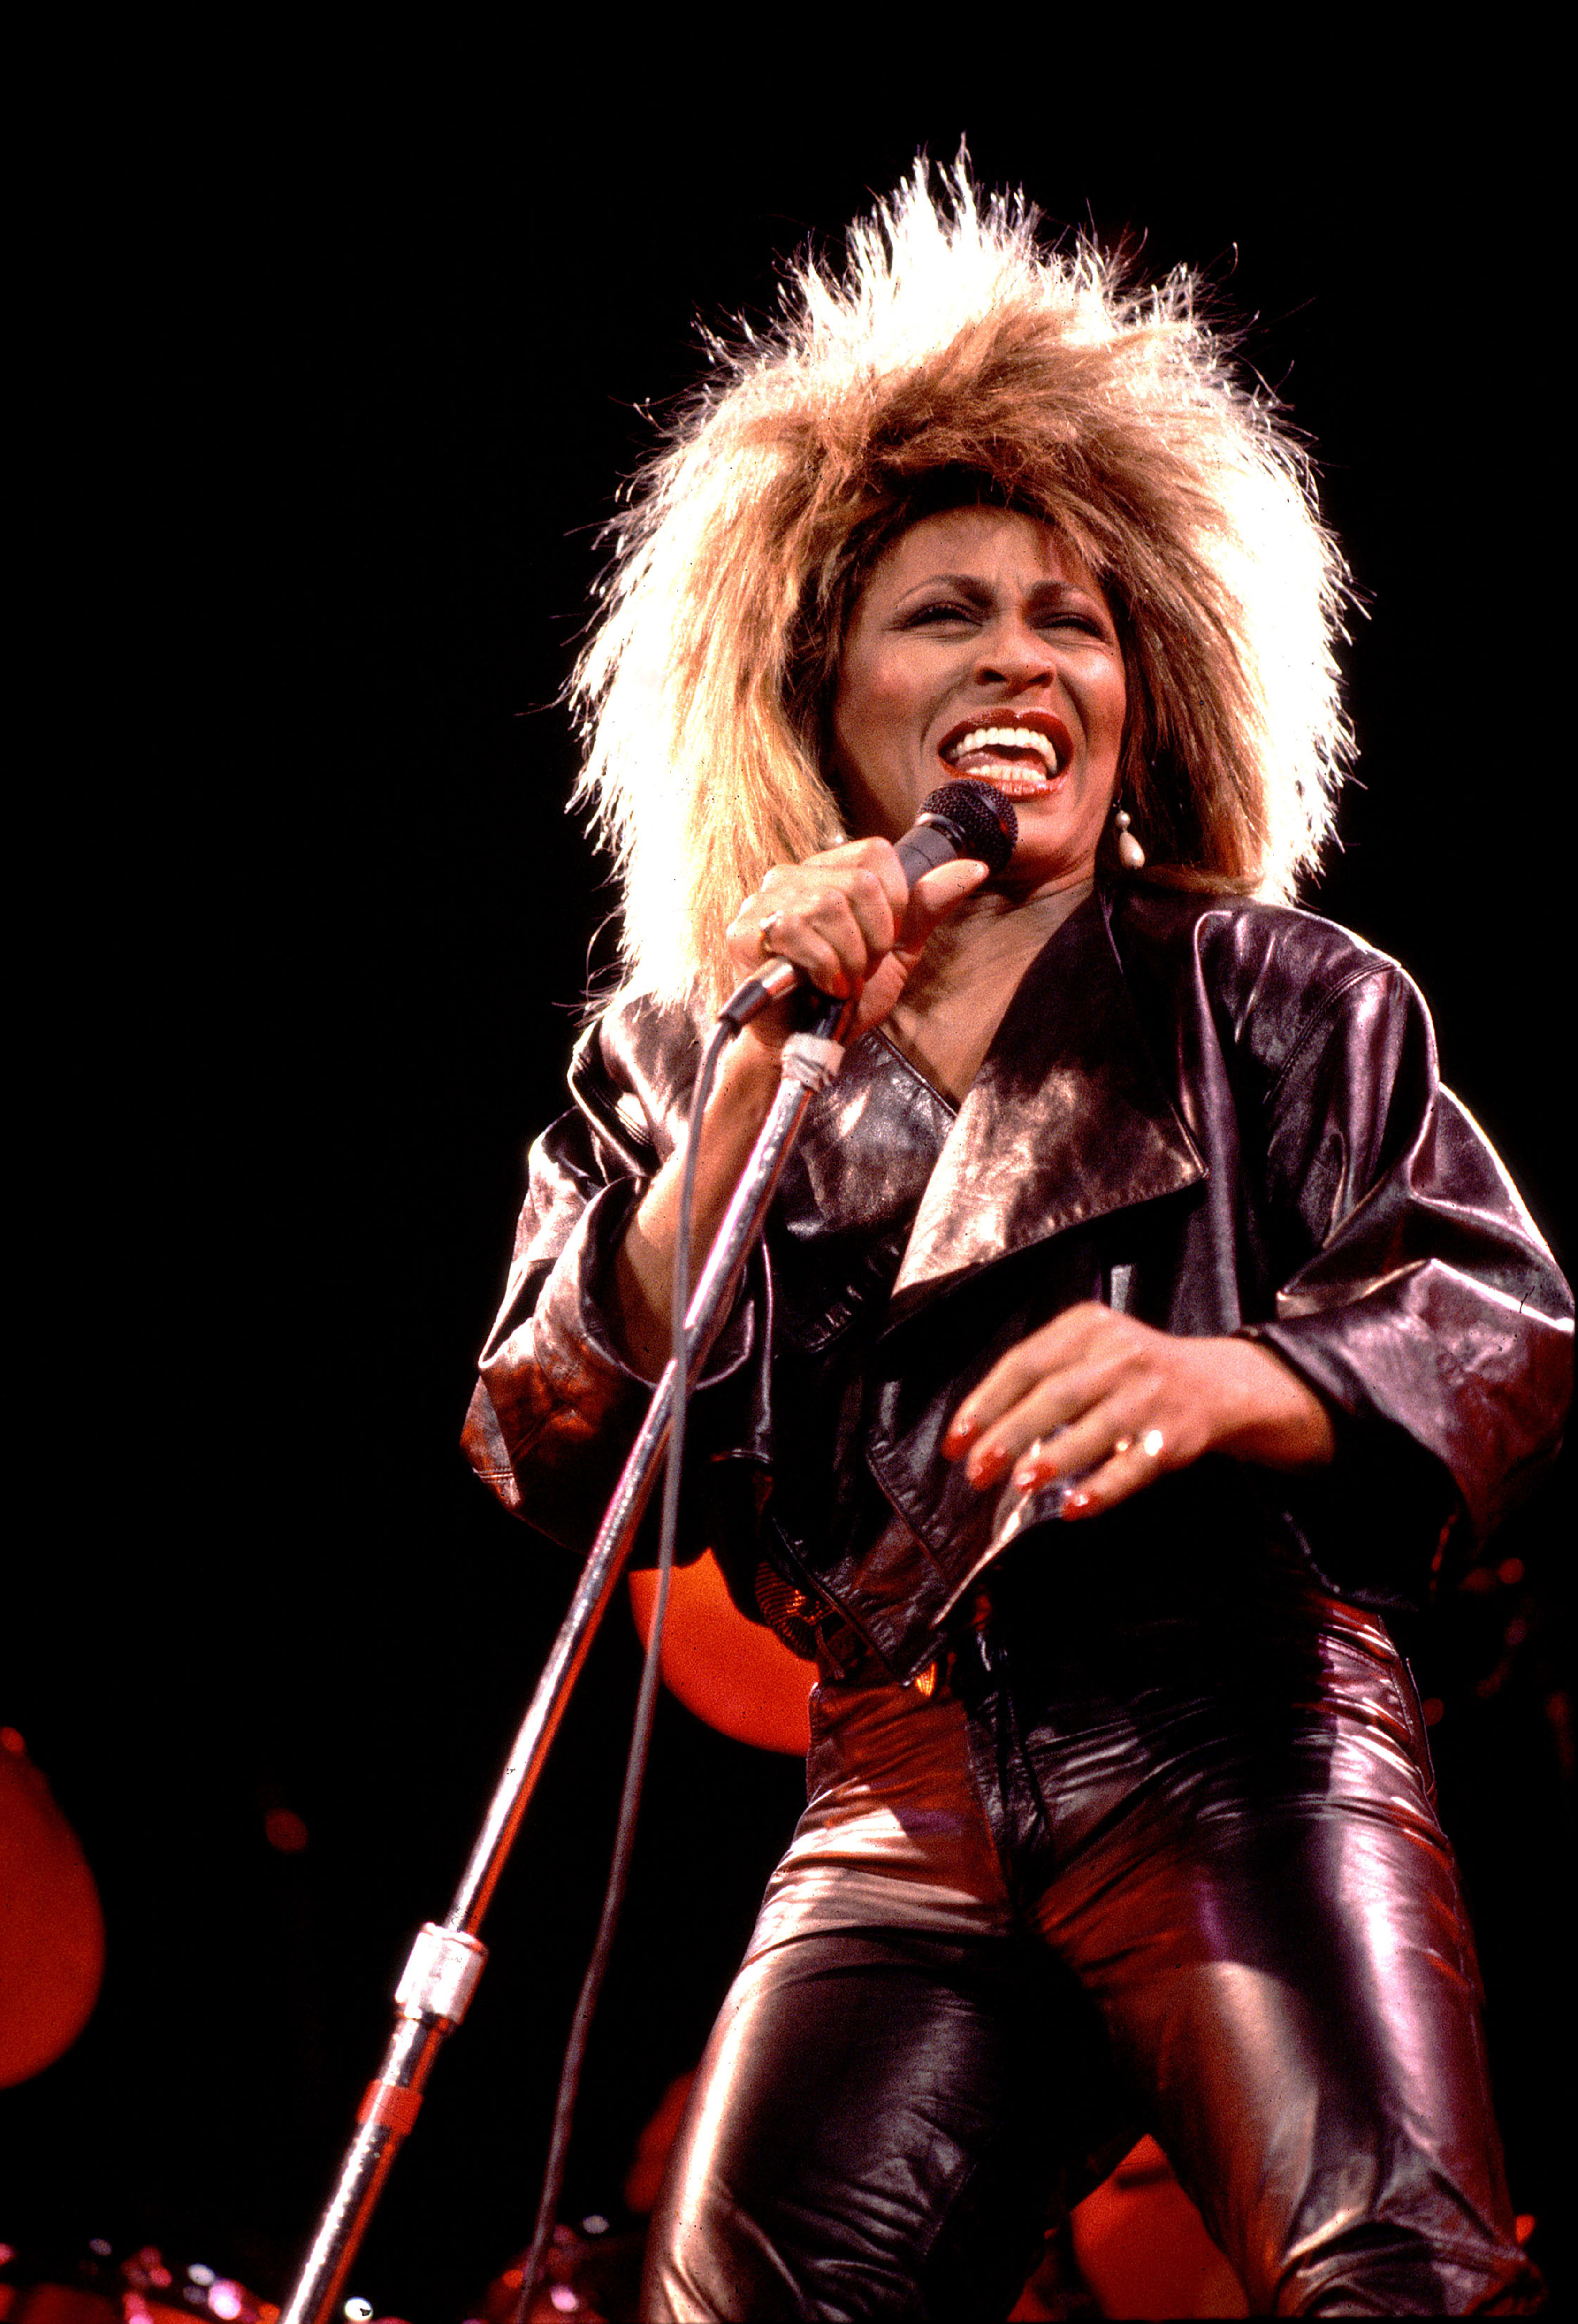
left=886, top=872, right=1094, bottom=1102
left=903, top=871, right=1093, bottom=1002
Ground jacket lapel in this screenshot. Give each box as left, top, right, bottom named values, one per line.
left=887, top=890, right=1206, bottom=1320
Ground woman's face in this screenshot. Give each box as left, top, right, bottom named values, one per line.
left=831, top=506, right=1127, bottom=891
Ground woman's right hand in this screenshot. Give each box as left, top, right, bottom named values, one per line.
left=724, top=836, right=991, bottom=1049
left=612, top=837, right=987, bottom=1375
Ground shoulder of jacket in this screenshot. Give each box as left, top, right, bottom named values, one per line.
left=1105, top=881, right=1431, bottom=1100
left=1108, top=880, right=1412, bottom=1007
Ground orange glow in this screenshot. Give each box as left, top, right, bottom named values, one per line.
left=1068, top=2137, right=1247, bottom=2318
left=628, top=1551, right=814, bottom=1755
left=624, top=2071, right=697, bottom=2215
left=0, top=1737, right=105, bottom=2085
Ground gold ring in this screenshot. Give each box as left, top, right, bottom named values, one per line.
left=759, top=910, right=783, bottom=956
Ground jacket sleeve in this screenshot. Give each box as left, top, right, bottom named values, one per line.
left=1239, top=954, right=1571, bottom=1591
left=460, top=1007, right=765, bottom=1557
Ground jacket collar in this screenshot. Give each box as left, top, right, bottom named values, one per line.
left=886, top=886, right=1206, bottom=1321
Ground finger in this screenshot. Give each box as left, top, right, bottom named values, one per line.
left=957, top=1355, right=1136, bottom=1490
left=839, top=860, right=903, bottom=963
left=753, top=887, right=883, bottom=998
left=943, top=1307, right=1121, bottom=1458
left=726, top=890, right=796, bottom=969
left=1060, top=1427, right=1169, bottom=1519
left=900, top=859, right=992, bottom=950
left=833, top=835, right=913, bottom=925
left=731, top=856, right=903, bottom=987
left=1013, top=1419, right=1166, bottom=1490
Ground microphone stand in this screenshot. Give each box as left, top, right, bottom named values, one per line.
left=280, top=1001, right=851, bottom=2324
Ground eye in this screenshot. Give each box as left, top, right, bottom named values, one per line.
left=1037, top=605, right=1107, bottom=637
left=900, top=597, right=980, bottom=628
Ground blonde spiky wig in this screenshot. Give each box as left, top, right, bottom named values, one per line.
left=572, top=155, right=1353, bottom=1012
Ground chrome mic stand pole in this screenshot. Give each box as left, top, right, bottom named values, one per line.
left=280, top=1006, right=849, bottom=2324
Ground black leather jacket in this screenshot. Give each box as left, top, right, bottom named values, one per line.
left=463, top=883, right=1571, bottom=1682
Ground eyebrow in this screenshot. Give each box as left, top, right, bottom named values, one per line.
left=897, top=573, right=1105, bottom=612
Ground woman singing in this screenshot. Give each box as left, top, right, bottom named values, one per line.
left=463, top=164, right=1569, bottom=2316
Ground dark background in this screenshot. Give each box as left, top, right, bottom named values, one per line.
left=8, top=61, right=1572, bottom=2318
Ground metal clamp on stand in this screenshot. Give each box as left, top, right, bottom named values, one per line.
left=395, top=1922, right=488, bottom=2029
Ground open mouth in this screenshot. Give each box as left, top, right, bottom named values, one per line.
left=938, top=713, right=1070, bottom=798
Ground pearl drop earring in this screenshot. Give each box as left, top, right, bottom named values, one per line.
left=1114, top=804, right=1146, bottom=871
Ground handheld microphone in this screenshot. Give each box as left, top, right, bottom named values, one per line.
left=718, top=781, right=1019, bottom=1030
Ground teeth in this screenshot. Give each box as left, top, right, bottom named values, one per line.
left=945, top=726, right=1059, bottom=774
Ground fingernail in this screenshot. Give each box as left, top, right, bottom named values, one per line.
left=966, top=1444, right=1008, bottom=1489
left=943, top=1415, right=978, bottom=1457
left=1061, top=1489, right=1093, bottom=1519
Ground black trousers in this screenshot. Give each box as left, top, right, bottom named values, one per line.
left=642, top=1551, right=1541, bottom=2318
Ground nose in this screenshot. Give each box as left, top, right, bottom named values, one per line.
left=974, top=611, right=1055, bottom=691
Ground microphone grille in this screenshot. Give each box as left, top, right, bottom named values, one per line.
left=918, top=782, right=1018, bottom=877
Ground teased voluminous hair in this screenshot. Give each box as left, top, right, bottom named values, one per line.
left=571, top=155, right=1353, bottom=1012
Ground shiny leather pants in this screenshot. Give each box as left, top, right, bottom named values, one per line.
left=643, top=1563, right=1540, bottom=2318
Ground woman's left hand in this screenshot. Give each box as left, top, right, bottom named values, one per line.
left=941, top=1304, right=1335, bottom=1519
